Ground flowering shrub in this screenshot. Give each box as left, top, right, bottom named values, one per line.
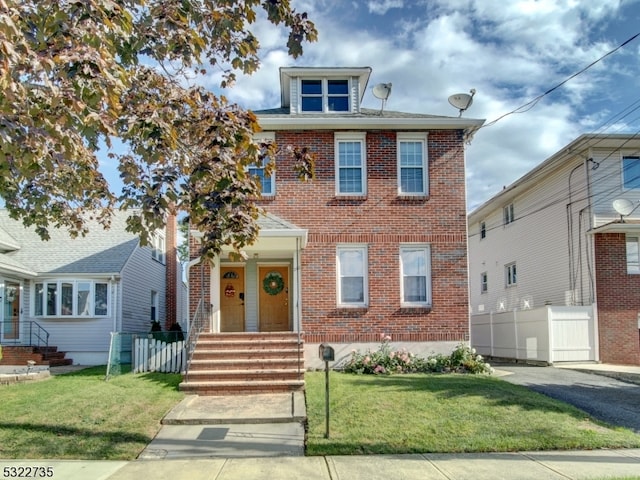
left=342, top=334, right=493, bottom=375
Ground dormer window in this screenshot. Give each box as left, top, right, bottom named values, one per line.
left=301, top=78, right=350, bottom=112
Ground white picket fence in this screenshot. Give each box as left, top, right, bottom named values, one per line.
left=133, top=336, right=186, bottom=373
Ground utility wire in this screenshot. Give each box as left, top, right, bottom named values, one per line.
left=480, top=32, right=640, bottom=129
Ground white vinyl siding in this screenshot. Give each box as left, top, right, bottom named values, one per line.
left=337, top=245, right=368, bottom=307
left=397, top=133, right=428, bottom=196
left=335, top=133, right=366, bottom=195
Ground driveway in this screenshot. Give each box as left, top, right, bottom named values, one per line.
left=496, top=364, right=640, bottom=433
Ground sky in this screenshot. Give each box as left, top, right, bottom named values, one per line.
left=101, top=0, right=640, bottom=212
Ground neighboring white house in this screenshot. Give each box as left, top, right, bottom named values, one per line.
left=0, top=209, right=182, bottom=365
left=468, top=134, right=640, bottom=365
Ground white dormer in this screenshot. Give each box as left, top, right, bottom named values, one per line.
left=279, top=67, right=372, bottom=115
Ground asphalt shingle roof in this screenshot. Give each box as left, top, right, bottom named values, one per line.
left=0, top=210, right=140, bottom=275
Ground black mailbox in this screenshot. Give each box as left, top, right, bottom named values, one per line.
left=319, top=343, right=335, bottom=362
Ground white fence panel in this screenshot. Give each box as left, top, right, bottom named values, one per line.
left=470, top=306, right=594, bottom=364
left=133, top=336, right=185, bottom=373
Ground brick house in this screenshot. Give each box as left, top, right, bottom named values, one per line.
left=184, top=66, right=484, bottom=393
left=468, top=134, right=640, bottom=366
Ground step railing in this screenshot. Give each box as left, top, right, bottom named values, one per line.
left=0, top=321, right=49, bottom=349
left=184, top=299, right=208, bottom=381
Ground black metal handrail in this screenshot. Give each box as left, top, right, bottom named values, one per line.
left=0, top=321, right=49, bottom=349
left=184, top=299, right=208, bottom=381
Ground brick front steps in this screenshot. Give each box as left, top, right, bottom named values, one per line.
left=0, top=345, right=73, bottom=367
left=179, top=332, right=305, bottom=396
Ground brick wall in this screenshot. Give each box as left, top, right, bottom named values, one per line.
left=258, top=129, right=470, bottom=343
left=594, top=233, right=640, bottom=364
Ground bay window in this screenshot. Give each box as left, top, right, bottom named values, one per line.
left=34, top=280, right=110, bottom=318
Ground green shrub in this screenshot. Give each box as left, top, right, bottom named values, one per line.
left=343, top=335, right=493, bottom=375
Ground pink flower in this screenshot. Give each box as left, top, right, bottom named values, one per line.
left=363, top=356, right=370, bottom=365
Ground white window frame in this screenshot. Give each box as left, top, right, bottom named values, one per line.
left=249, top=132, right=276, bottom=197
left=33, top=280, right=110, bottom=318
left=622, top=156, right=640, bottom=190
left=503, top=203, right=515, bottom=225
left=335, top=132, right=367, bottom=196
left=399, top=244, right=432, bottom=307
left=336, top=244, right=368, bottom=307
left=505, top=262, right=517, bottom=287
left=151, top=290, right=159, bottom=322
left=480, top=221, right=486, bottom=239
left=480, top=272, right=488, bottom=293
left=626, top=235, right=640, bottom=274
left=152, top=232, right=165, bottom=264
left=397, top=132, right=428, bottom=196
left=300, top=78, right=351, bottom=113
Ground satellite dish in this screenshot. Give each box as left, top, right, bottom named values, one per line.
left=372, top=83, right=392, bottom=100
left=448, top=89, right=476, bottom=117
left=372, top=83, right=392, bottom=114
left=613, top=198, right=635, bottom=221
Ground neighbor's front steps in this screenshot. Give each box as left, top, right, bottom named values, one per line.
left=179, top=332, right=305, bottom=396
left=0, top=345, right=72, bottom=367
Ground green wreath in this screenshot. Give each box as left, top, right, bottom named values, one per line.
left=263, top=271, right=285, bottom=296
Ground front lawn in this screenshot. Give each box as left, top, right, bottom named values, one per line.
left=0, top=367, right=184, bottom=460
left=305, top=371, right=640, bottom=455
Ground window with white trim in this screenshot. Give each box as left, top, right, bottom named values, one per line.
left=249, top=132, right=276, bottom=196
left=34, top=280, right=109, bottom=318
left=480, top=272, right=488, bottom=293
left=397, top=133, right=428, bottom=195
left=505, top=262, right=517, bottom=287
left=623, top=156, right=640, bottom=189
left=480, top=221, right=486, bottom=239
left=301, top=78, right=350, bottom=112
left=335, top=132, right=366, bottom=195
left=152, top=233, right=165, bottom=264
left=626, top=235, right=640, bottom=273
left=337, top=245, right=368, bottom=307
left=400, top=245, right=431, bottom=306
left=503, top=203, right=515, bottom=225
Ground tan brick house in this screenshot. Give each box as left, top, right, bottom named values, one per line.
left=186, top=66, right=484, bottom=386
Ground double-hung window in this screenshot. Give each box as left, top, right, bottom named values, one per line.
left=505, top=263, right=517, bottom=287
left=249, top=132, right=276, bottom=197
left=335, top=132, right=366, bottom=195
left=397, top=133, right=428, bottom=196
left=480, top=221, right=486, bottom=239
left=301, top=78, right=350, bottom=112
left=480, top=272, right=488, bottom=293
left=622, top=156, right=640, bottom=189
left=400, top=245, right=431, bottom=307
left=626, top=235, right=640, bottom=273
left=503, top=203, right=515, bottom=225
left=337, top=245, right=368, bottom=307
left=34, top=280, right=109, bottom=318
left=151, top=233, right=165, bottom=264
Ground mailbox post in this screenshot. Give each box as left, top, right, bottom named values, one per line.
left=318, top=343, right=335, bottom=438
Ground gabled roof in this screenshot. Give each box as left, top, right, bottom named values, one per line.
left=468, top=134, right=640, bottom=224
left=0, top=210, right=140, bottom=276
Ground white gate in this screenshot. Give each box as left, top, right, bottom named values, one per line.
left=133, top=336, right=186, bottom=373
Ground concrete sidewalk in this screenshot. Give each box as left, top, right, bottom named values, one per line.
left=3, top=450, right=640, bottom=480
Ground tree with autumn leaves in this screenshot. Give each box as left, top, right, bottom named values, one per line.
left=0, top=0, right=316, bottom=258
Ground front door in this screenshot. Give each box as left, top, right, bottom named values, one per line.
left=220, top=266, right=245, bottom=332
left=2, top=281, right=20, bottom=341
left=258, top=265, right=290, bottom=332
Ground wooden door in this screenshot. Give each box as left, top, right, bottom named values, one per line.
left=258, top=266, right=290, bottom=332
left=220, top=267, right=245, bottom=332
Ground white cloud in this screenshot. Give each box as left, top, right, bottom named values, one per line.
left=368, top=0, right=404, bottom=15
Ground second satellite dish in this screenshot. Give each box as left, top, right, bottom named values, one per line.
left=613, top=198, right=635, bottom=219
left=448, top=89, right=476, bottom=117
left=372, top=83, right=392, bottom=113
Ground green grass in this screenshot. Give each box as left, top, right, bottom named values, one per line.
left=305, top=371, right=640, bottom=456
left=0, top=366, right=184, bottom=460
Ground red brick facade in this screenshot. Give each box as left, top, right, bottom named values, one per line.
left=258, top=129, right=469, bottom=343
left=594, top=233, right=640, bottom=365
